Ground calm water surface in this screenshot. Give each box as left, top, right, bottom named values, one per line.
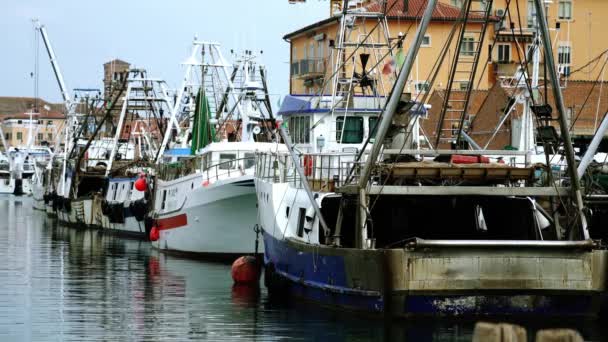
left=0, top=196, right=605, bottom=341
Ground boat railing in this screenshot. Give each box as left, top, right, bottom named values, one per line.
left=201, top=155, right=255, bottom=183
left=255, top=151, right=362, bottom=190
left=157, top=157, right=202, bottom=182
left=255, top=149, right=571, bottom=191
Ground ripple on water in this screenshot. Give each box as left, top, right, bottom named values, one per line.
left=0, top=196, right=605, bottom=341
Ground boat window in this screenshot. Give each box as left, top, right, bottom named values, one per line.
left=112, top=183, right=118, bottom=201
left=336, top=117, right=363, bottom=143
left=219, top=153, right=237, bottom=170
left=243, top=153, right=255, bottom=169
left=297, top=208, right=306, bottom=237
left=161, top=190, right=167, bottom=210
left=288, top=116, right=310, bottom=144
left=369, top=117, right=379, bottom=140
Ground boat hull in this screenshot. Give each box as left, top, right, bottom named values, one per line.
left=263, top=232, right=607, bottom=317
left=152, top=176, right=262, bottom=260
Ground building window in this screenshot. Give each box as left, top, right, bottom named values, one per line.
left=460, top=37, right=475, bottom=56
left=316, top=40, right=324, bottom=59
left=451, top=0, right=463, bottom=7
left=48, top=133, right=53, bottom=141
left=288, top=116, right=311, bottom=144
left=497, top=44, right=511, bottom=63
left=37, top=133, right=43, bottom=141
left=421, top=34, right=431, bottom=47
left=336, top=116, right=363, bottom=143
left=558, top=0, right=572, bottom=20
left=415, top=81, right=431, bottom=93
left=527, top=0, right=537, bottom=28
left=459, top=81, right=470, bottom=91
left=47, top=120, right=52, bottom=125
left=4, top=133, right=9, bottom=140
left=17, top=132, right=22, bottom=141
left=558, top=44, right=571, bottom=65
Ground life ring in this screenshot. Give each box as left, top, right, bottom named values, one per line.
left=303, top=155, right=313, bottom=177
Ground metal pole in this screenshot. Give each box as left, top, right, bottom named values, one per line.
left=460, top=131, right=482, bottom=150
left=577, top=112, right=608, bottom=179
left=156, top=42, right=197, bottom=165
left=357, top=0, right=438, bottom=188
left=534, top=0, right=589, bottom=240
left=105, top=83, right=131, bottom=176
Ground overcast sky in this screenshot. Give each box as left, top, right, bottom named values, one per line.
left=0, top=0, right=327, bottom=106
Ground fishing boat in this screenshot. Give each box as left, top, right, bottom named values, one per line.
left=149, top=41, right=282, bottom=259
left=255, top=0, right=607, bottom=317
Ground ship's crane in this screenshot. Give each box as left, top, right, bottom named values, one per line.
left=34, top=20, right=72, bottom=114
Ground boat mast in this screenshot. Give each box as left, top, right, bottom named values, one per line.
left=354, top=0, right=438, bottom=248
left=156, top=41, right=200, bottom=163
left=533, top=0, right=589, bottom=239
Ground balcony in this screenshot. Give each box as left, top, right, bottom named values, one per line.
left=291, top=58, right=326, bottom=79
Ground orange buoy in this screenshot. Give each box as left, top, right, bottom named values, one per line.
left=149, top=226, right=159, bottom=241
left=135, top=174, right=147, bottom=191
left=231, top=256, right=261, bottom=284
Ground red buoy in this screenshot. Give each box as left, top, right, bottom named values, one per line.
left=135, top=174, right=147, bottom=192
left=231, top=256, right=261, bottom=284
left=149, top=226, right=159, bottom=241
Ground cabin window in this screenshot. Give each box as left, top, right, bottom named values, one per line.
left=369, top=117, right=379, bottom=140
left=336, top=117, right=363, bottom=143
left=297, top=208, right=306, bottom=237
left=112, top=183, right=118, bottom=201
left=161, top=190, right=167, bottom=210
left=497, top=44, right=511, bottom=63
left=288, top=116, right=310, bottom=144
left=558, top=0, right=572, bottom=20
left=244, top=153, right=255, bottom=169
left=460, top=37, right=475, bottom=56
left=219, top=153, right=237, bottom=170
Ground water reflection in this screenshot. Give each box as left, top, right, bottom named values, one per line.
left=0, top=196, right=605, bottom=341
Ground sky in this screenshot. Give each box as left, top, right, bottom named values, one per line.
left=0, top=0, right=327, bottom=106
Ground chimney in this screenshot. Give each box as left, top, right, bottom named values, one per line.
left=403, top=0, right=409, bottom=12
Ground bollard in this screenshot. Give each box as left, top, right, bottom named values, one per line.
left=535, top=329, right=583, bottom=342
left=473, top=322, right=527, bottom=342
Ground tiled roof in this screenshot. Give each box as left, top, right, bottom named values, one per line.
left=2, top=111, right=65, bottom=120
left=0, top=97, right=64, bottom=116
left=284, top=0, right=495, bottom=40
left=366, top=0, right=492, bottom=21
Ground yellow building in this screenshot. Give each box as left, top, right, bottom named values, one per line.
left=287, top=0, right=608, bottom=93
left=286, top=0, right=495, bottom=97
left=483, top=0, right=608, bottom=82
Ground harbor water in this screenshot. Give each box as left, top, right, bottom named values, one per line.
left=0, top=196, right=606, bottom=341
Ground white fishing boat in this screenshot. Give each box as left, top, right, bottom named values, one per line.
left=149, top=41, right=281, bottom=259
